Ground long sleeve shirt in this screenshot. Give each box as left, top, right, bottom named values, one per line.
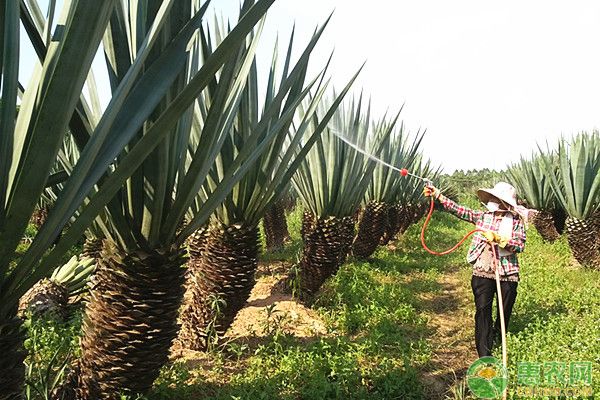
left=437, top=194, right=526, bottom=279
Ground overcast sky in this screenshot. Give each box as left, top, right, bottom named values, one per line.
left=19, top=1, right=600, bottom=172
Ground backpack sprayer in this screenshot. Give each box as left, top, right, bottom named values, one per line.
left=331, top=129, right=508, bottom=399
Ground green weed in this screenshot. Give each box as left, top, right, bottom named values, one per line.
left=24, top=200, right=600, bottom=399
left=23, top=313, right=82, bottom=399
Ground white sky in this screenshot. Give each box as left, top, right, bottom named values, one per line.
left=18, top=0, right=600, bottom=172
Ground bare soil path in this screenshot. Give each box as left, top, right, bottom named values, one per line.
left=418, top=268, right=477, bottom=399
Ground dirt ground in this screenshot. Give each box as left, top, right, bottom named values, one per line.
left=225, top=261, right=328, bottom=340
left=419, top=269, right=477, bottom=399
left=171, top=261, right=328, bottom=374
left=172, top=259, right=477, bottom=399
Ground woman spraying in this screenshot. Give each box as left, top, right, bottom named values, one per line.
left=423, top=182, right=526, bottom=357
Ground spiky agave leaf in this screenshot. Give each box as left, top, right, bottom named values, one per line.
left=540, top=132, right=600, bottom=266
left=507, top=154, right=562, bottom=241
left=47, top=1, right=285, bottom=397
left=4, top=0, right=274, bottom=396
left=390, top=156, right=440, bottom=239
left=291, top=94, right=393, bottom=296
left=45, top=134, right=108, bottom=255
left=365, top=123, right=424, bottom=205
left=0, top=1, right=120, bottom=396
left=51, top=256, right=96, bottom=296
left=540, top=132, right=600, bottom=220
left=507, top=155, right=557, bottom=210
left=355, top=122, right=424, bottom=255
left=179, top=20, right=361, bottom=350
left=18, top=256, right=95, bottom=320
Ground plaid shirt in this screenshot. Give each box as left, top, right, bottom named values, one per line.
left=437, top=194, right=526, bottom=277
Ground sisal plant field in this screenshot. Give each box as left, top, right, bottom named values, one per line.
left=2, top=1, right=599, bottom=399
left=19, top=192, right=600, bottom=399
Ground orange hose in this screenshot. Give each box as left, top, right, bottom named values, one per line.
left=420, top=195, right=507, bottom=397
left=420, top=196, right=488, bottom=256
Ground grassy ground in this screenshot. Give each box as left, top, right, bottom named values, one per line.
left=24, top=203, right=599, bottom=399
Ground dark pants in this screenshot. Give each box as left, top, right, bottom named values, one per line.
left=471, top=275, right=518, bottom=357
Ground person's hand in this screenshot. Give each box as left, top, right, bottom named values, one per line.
left=423, top=185, right=440, bottom=198
left=482, top=230, right=501, bottom=243
left=498, top=236, right=510, bottom=248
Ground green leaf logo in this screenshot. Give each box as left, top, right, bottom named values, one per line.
left=467, top=356, right=508, bottom=399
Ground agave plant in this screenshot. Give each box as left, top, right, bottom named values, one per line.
left=417, top=161, right=446, bottom=219
left=0, top=2, right=130, bottom=397
left=4, top=0, right=280, bottom=398
left=353, top=122, right=423, bottom=257
left=263, top=197, right=291, bottom=251
left=291, top=95, right=393, bottom=298
left=385, top=157, right=439, bottom=241
left=541, top=132, right=600, bottom=267
left=262, top=182, right=300, bottom=251
left=30, top=201, right=50, bottom=231
left=41, top=133, right=107, bottom=261
left=18, top=256, right=95, bottom=320
left=58, top=3, right=299, bottom=398
left=177, top=21, right=360, bottom=350
left=507, top=155, right=562, bottom=242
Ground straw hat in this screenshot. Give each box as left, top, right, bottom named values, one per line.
left=476, top=182, right=518, bottom=209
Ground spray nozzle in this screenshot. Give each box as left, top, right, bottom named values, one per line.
left=400, top=168, right=409, bottom=177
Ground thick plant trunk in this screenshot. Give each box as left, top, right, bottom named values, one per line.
left=0, top=315, right=26, bottom=400
left=353, top=201, right=388, bottom=259
left=395, top=204, right=414, bottom=236
left=411, top=202, right=428, bottom=225
left=380, top=203, right=399, bottom=245
left=18, top=278, right=68, bottom=320
left=565, top=216, right=599, bottom=268
left=301, top=210, right=313, bottom=238
left=178, top=224, right=259, bottom=351
left=552, top=207, right=567, bottom=235
left=59, top=241, right=186, bottom=399
left=281, top=192, right=296, bottom=212
left=81, top=237, right=103, bottom=261
left=593, top=209, right=600, bottom=249
left=299, top=213, right=355, bottom=298
left=532, top=210, right=561, bottom=242
left=30, top=205, right=49, bottom=230
left=262, top=201, right=290, bottom=252
left=177, top=229, right=208, bottom=350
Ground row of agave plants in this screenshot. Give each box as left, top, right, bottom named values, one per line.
left=289, top=100, right=449, bottom=299
left=506, top=131, right=600, bottom=267
left=177, top=98, right=442, bottom=346
left=1, top=0, right=367, bottom=398
left=22, top=94, right=438, bottom=397
left=11, top=5, right=597, bottom=400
